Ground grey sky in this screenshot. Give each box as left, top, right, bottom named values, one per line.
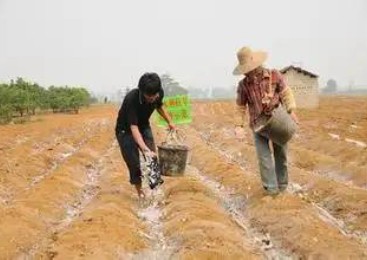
left=1, top=0, right=366, bottom=93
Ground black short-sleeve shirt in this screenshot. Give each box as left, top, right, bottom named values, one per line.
left=115, top=88, right=164, bottom=135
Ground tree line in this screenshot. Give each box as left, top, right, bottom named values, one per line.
left=0, top=77, right=93, bottom=124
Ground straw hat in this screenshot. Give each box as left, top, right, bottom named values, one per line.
left=233, top=47, right=268, bottom=75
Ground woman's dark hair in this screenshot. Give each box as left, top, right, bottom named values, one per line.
left=138, top=72, right=162, bottom=95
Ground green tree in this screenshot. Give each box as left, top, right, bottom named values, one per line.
left=0, top=78, right=93, bottom=123
left=68, top=88, right=90, bottom=113
left=0, top=84, right=14, bottom=123
left=48, top=86, right=65, bottom=112
left=47, top=86, right=91, bottom=113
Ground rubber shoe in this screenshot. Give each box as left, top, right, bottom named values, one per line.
left=264, top=187, right=279, bottom=196
left=279, top=185, right=288, bottom=192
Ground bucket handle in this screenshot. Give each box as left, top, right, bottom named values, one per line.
left=164, top=129, right=186, bottom=145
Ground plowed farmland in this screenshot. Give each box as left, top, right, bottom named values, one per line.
left=0, top=96, right=366, bottom=259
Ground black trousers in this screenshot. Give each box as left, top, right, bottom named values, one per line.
left=116, top=128, right=156, bottom=185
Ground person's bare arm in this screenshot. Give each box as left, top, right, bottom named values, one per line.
left=157, top=106, right=176, bottom=130
left=130, top=125, right=155, bottom=155
left=280, top=86, right=299, bottom=125
left=275, top=70, right=300, bottom=125
left=235, top=81, right=248, bottom=127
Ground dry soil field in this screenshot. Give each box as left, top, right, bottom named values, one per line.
left=0, top=96, right=366, bottom=259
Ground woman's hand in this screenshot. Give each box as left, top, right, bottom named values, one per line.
left=143, top=148, right=157, bottom=158
left=234, top=125, right=246, bottom=140
left=290, top=111, right=300, bottom=125
left=168, top=122, right=176, bottom=131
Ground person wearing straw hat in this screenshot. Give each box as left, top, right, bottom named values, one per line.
left=115, top=72, right=176, bottom=198
left=233, top=46, right=299, bottom=195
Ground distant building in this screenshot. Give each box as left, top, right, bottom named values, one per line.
left=280, top=66, right=319, bottom=108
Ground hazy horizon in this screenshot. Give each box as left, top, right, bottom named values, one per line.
left=1, top=0, right=366, bottom=94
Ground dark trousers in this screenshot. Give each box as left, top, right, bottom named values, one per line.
left=116, top=128, right=156, bottom=185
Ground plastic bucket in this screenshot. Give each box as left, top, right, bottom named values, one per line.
left=254, top=105, right=297, bottom=145
left=157, top=144, right=189, bottom=176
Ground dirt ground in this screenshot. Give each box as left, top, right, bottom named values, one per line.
left=0, top=96, right=366, bottom=259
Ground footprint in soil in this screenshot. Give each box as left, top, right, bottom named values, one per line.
left=46, top=250, right=58, bottom=259
left=51, top=232, right=59, bottom=242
